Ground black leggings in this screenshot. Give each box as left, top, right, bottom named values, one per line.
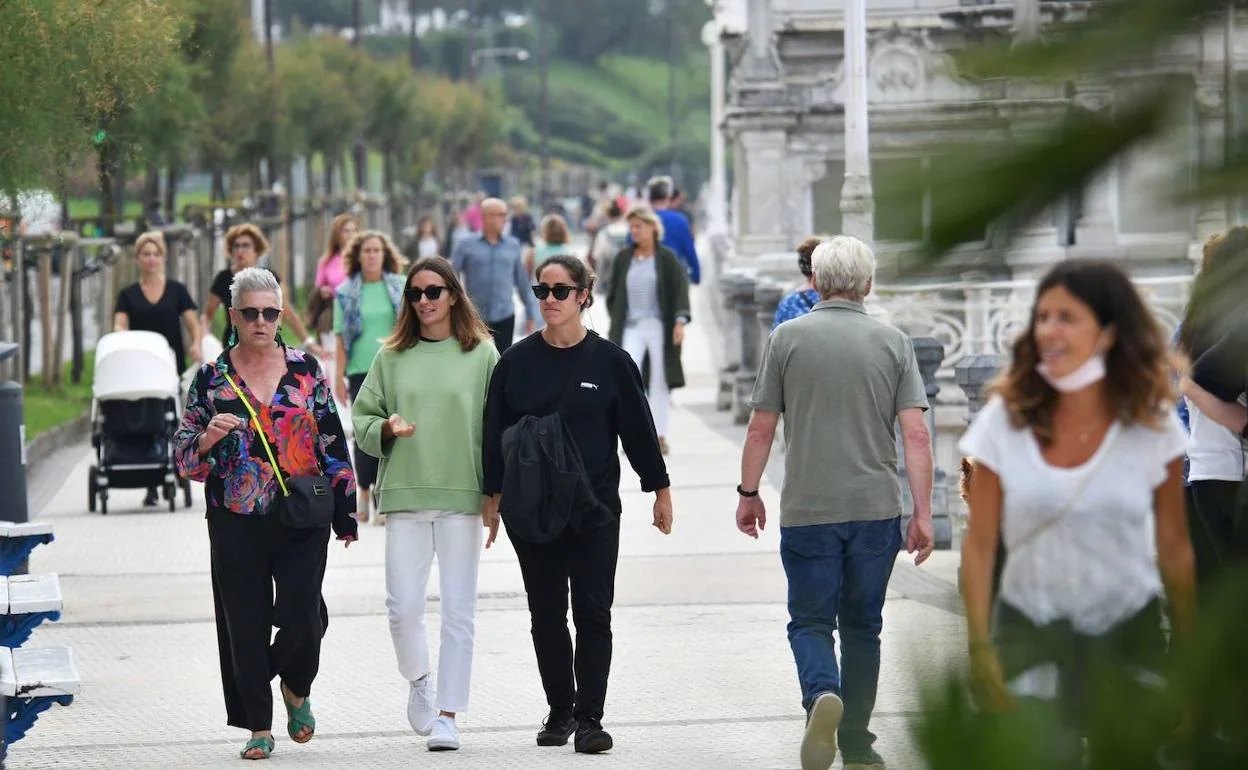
left=508, top=518, right=621, bottom=724
left=208, top=510, right=331, bottom=731
left=347, top=373, right=379, bottom=490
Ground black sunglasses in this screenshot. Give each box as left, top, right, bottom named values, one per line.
left=237, top=306, right=281, bottom=323
left=405, top=286, right=447, bottom=302
left=532, top=284, right=579, bottom=301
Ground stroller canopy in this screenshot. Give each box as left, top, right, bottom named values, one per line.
left=94, top=331, right=180, bottom=401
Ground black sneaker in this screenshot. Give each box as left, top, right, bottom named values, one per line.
left=143, top=487, right=159, bottom=507
left=574, top=720, right=613, bottom=754
left=536, top=711, right=577, bottom=747
left=842, top=746, right=886, bottom=770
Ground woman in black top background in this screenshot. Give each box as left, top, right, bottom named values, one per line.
left=113, top=230, right=202, bottom=506
left=481, top=254, right=673, bottom=755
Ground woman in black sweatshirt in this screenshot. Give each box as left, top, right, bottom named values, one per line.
left=482, top=254, right=673, bottom=755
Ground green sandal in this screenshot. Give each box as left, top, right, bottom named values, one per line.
left=239, top=736, right=275, bottom=760
left=283, top=692, right=316, bottom=743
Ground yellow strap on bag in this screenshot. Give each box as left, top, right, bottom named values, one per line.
left=222, top=372, right=290, bottom=498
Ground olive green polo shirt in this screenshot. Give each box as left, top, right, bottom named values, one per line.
left=748, top=299, right=929, bottom=528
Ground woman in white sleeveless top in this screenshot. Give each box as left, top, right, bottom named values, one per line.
left=959, top=259, right=1196, bottom=767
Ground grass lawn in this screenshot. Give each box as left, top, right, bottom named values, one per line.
left=68, top=190, right=216, bottom=221
left=23, top=352, right=95, bottom=441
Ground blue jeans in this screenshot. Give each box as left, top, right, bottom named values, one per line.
left=780, top=517, right=901, bottom=753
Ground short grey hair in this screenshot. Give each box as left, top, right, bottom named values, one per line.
left=811, top=236, right=876, bottom=301
left=230, top=266, right=282, bottom=309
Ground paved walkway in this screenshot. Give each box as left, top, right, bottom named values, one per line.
left=17, top=286, right=966, bottom=769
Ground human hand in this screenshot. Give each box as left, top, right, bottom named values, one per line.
left=483, top=495, right=501, bottom=549
left=387, top=413, right=415, bottom=438
left=338, top=535, right=356, bottom=549
left=969, top=643, right=1013, bottom=713
left=673, top=321, right=686, bottom=346
left=190, top=344, right=203, bottom=365
left=736, top=495, right=766, bottom=539
left=200, top=413, right=243, bottom=453
left=652, top=497, right=673, bottom=535
left=907, top=513, right=934, bottom=566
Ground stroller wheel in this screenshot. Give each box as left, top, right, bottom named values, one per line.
left=87, top=469, right=98, bottom=513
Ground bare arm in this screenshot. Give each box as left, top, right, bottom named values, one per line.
left=1180, top=377, right=1247, bottom=434
left=1155, top=458, right=1197, bottom=641
left=181, top=310, right=202, bottom=362
left=113, top=312, right=129, bottom=332
left=899, top=408, right=934, bottom=518
left=201, top=294, right=221, bottom=333
left=961, top=462, right=1003, bottom=646
left=741, top=410, right=780, bottom=491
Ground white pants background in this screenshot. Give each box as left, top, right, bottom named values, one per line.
left=385, top=511, right=483, bottom=713
left=622, top=316, right=670, bottom=437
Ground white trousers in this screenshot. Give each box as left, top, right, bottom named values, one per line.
left=385, top=511, right=483, bottom=713
left=622, top=317, right=670, bottom=436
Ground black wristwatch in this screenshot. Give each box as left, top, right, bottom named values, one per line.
left=736, top=484, right=759, bottom=498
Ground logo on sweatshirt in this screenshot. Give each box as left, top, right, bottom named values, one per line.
left=580, top=382, right=600, bottom=391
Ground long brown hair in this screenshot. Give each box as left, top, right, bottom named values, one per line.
left=1178, top=226, right=1248, bottom=360
left=343, top=230, right=403, bottom=276
left=991, top=259, right=1174, bottom=444
left=385, top=257, right=491, bottom=353
left=319, top=213, right=358, bottom=266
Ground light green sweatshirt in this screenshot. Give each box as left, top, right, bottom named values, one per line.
left=352, top=336, right=500, bottom=515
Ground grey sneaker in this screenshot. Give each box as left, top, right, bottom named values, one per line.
left=407, top=677, right=436, bottom=736
left=843, top=746, right=886, bottom=770
left=800, top=692, right=843, bottom=770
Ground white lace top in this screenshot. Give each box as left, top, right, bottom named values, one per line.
left=958, top=396, right=1185, bottom=635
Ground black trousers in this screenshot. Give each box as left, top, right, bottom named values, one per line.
left=1187, top=480, right=1242, bottom=598
left=208, top=510, right=331, bottom=732
left=347, top=373, right=379, bottom=490
left=487, top=315, right=516, bottom=356
left=509, top=518, right=620, bottom=723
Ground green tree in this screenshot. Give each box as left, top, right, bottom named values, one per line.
left=278, top=39, right=363, bottom=196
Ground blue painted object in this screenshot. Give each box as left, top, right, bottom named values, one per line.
left=0, top=534, right=53, bottom=578
left=5, top=693, right=73, bottom=743
left=0, top=612, right=60, bottom=649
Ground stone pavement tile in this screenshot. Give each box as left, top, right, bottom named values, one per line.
left=16, top=601, right=959, bottom=769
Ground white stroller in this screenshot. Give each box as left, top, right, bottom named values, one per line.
left=88, top=331, right=191, bottom=514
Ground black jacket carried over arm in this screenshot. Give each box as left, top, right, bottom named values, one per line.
left=482, top=331, right=670, bottom=539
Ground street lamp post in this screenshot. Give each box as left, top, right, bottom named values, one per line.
left=840, top=0, right=874, bottom=246
left=702, top=17, right=727, bottom=234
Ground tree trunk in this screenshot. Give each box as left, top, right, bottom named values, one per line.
left=383, top=150, right=395, bottom=199
left=113, top=156, right=127, bottom=231
left=144, top=163, right=161, bottom=221
left=408, top=0, right=420, bottom=70
left=324, top=153, right=335, bottom=199
left=211, top=167, right=226, bottom=202
left=97, top=146, right=117, bottom=237
left=340, top=149, right=351, bottom=193
left=164, top=165, right=179, bottom=220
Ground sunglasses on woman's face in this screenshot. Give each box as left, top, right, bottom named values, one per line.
left=532, top=284, right=577, bottom=301
left=237, top=307, right=281, bottom=323
left=405, top=286, right=447, bottom=302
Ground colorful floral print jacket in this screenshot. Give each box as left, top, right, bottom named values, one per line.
left=175, top=345, right=358, bottom=539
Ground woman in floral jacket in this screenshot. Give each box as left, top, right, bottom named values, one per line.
left=175, top=267, right=357, bottom=761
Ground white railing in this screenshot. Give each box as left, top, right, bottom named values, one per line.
left=874, top=274, right=1194, bottom=378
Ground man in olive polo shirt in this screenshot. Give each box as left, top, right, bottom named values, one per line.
left=735, top=235, right=935, bottom=770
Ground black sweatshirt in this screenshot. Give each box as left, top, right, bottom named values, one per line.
left=1192, top=320, right=1248, bottom=404
left=482, top=331, right=670, bottom=515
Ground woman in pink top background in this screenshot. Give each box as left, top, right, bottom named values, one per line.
left=309, top=214, right=359, bottom=352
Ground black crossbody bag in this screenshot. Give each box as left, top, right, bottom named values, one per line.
left=224, top=373, right=334, bottom=529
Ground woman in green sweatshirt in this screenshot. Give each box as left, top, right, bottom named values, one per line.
left=351, top=256, right=499, bottom=753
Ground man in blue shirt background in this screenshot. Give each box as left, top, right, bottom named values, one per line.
left=451, top=197, right=540, bottom=354
left=647, top=177, right=701, bottom=285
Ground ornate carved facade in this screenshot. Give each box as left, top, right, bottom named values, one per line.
left=712, top=0, right=1243, bottom=280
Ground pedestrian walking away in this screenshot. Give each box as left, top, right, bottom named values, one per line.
left=333, top=231, right=406, bottom=526
left=736, top=236, right=935, bottom=770
left=352, top=257, right=500, bottom=753
left=607, top=205, right=691, bottom=456
left=482, top=254, right=674, bottom=755
left=306, top=214, right=360, bottom=374
left=645, top=176, right=700, bottom=284
left=960, top=259, right=1195, bottom=769
left=451, top=197, right=540, bottom=355
left=174, top=267, right=358, bottom=761
left=113, top=230, right=202, bottom=506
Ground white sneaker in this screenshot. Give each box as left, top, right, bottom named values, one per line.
left=427, top=715, right=460, bottom=752
left=800, top=692, right=844, bottom=770
left=408, top=678, right=436, bottom=735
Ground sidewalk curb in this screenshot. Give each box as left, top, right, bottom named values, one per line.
left=25, top=411, right=90, bottom=477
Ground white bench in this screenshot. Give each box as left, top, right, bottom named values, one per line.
left=3, top=575, right=62, bottom=616
left=0, top=646, right=80, bottom=698
left=0, top=523, right=53, bottom=540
